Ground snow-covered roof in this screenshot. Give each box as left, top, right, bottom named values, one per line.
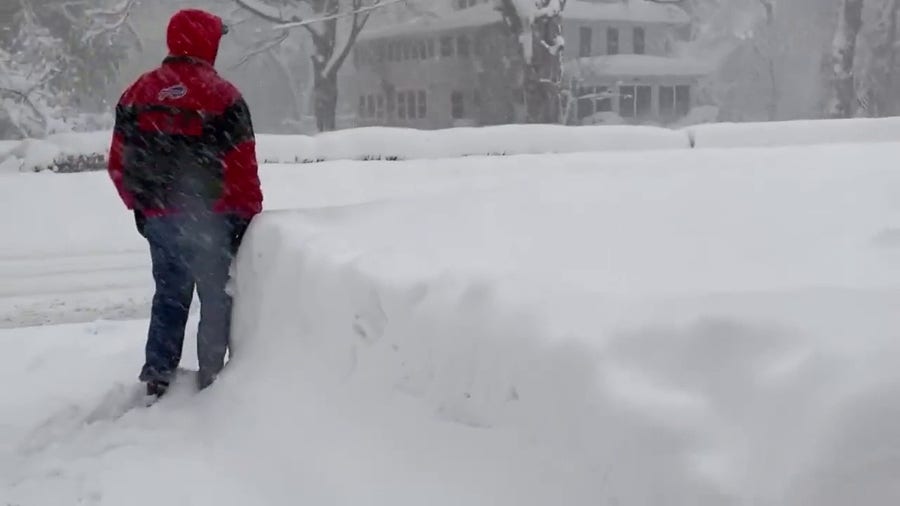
left=564, top=54, right=711, bottom=79
left=566, top=0, right=690, bottom=25
left=360, top=0, right=689, bottom=41
left=360, top=4, right=501, bottom=41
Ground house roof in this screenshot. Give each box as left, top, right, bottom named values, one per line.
left=566, top=0, right=690, bottom=25
left=564, top=54, right=711, bottom=79
left=360, top=0, right=690, bottom=42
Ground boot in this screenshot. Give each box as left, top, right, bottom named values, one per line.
left=146, top=379, right=170, bottom=398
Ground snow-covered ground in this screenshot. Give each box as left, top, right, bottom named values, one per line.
left=3, top=139, right=900, bottom=504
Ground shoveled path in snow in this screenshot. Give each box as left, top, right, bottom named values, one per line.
left=0, top=250, right=151, bottom=327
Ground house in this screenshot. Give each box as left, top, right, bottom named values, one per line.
left=350, top=0, right=706, bottom=128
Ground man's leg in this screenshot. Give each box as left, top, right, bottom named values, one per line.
left=140, top=216, right=194, bottom=385
left=185, top=213, right=234, bottom=388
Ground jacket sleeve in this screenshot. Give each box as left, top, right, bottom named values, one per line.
left=215, top=96, right=262, bottom=218
left=108, top=103, right=135, bottom=210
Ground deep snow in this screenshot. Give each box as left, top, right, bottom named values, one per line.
left=2, top=140, right=900, bottom=505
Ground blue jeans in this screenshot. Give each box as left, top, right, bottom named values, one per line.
left=139, top=213, right=236, bottom=382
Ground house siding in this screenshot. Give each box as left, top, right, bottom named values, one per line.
left=349, top=3, right=697, bottom=128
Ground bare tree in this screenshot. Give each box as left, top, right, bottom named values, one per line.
left=234, top=0, right=390, bottom=132
left=827, top=0, right=864, bottom=118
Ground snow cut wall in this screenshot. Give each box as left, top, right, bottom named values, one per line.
left=228, top=144, right=900, bottom=505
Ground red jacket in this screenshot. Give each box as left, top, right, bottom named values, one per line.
left=108, top=9, right=262, bottom=219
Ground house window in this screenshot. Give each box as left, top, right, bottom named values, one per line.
left=441, top=36, right=454, bottom=57
left=366, top=95, right=375, bottom=118
left=417, top=90, right=427, bottom=118
left=457, top=35, right=470, bottom=57
left=398, top=91, right=407, bottom=119
left=676, top=85, right=691, bottom=116
left=577, top=87, right=593, bottom=119
left=386, top=90, right=395, bottom=118
left=595, top=86, right=612, bottom=112
left=451, top=91, right=464, bottom=119
left=427, top=38, right=435, bottom=58
left=619, top=85, right=652, bottom=118
left=633, top=27, right=645, bottom=55
left=577, top=86, right=612, bottom=120
left=660, top=85, right=676, bottom=117
left=418, top=40, right=428, bottom=59
left=607, top=27, right=619, bottom=55
left=579, top=27, right=592, bottom=57
left=403, top=41, right=413, bottom=60
left=376, top=43, right=385, bottom=62
left=358, top=96, right=366, bottom=118
left=376, top=95, right=385, bottom=119
left=406, top=91, right=416, bottom=119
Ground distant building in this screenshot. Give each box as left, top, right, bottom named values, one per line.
left=350, top=0, right=707, bottom=128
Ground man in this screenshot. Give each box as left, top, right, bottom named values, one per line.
left=107, top=9, right=262, bottom=397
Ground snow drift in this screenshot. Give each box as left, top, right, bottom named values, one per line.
left=228, top=145, right=900, bottom=505
left=687, top=116, right=900, bottom=148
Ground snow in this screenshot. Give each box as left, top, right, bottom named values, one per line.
left=361, top=0, right=688, bottom=41
left=564, top=54, right=711, bottom=78
left=688, top=116, right=900, bottom=148
left=1, top=125, right=689, bottom=172
left=8, top=117, right=900, bottom=173
left=565, top=0, right=690, bottom=25
left=3, top=139, right=900, bottom=504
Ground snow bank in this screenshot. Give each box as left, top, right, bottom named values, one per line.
left=265, top=124, right=688, bottom=161
left=689, top=116, right=900, bottom=148
left=7, top=116, right=900, bottom=173
left=228, top=144, right=900, bottom=504
left=1, top=125, right=688, bottom=172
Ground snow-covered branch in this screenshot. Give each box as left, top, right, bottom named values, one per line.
left=272, top=0, right=403, bottom=30
left=234, top=0, right=303, bottom=24
left=57, top=0, right=138, bottom=43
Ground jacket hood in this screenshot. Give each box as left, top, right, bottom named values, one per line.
left=166, top=9, right=224, bottom=65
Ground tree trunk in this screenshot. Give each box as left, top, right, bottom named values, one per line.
left=497, top=0, right=566, bottom=124
left=526, top=9, right=563, bottom=123
left=884, top=0, right=899, bottom=115
left=827, top=0, right=864, bottom=118
left=313, top=70, right=338, bottom=132
left=759, top=0, right=778, bottom=121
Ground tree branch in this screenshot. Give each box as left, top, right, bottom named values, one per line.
left=324, top=0, right=379, bottom=75
left=230, top=30, right=291, bottom=69
left=272, top=0, right=402, bottom=30
left=233, top=0, right=302, bottom=24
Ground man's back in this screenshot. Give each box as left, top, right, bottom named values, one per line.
left=108, top=9, right=261, bottom=219
left=106, top=9, right=261, bottom=395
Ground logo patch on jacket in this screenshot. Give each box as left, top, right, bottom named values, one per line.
left=158, top=84, right=188, bottom=101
